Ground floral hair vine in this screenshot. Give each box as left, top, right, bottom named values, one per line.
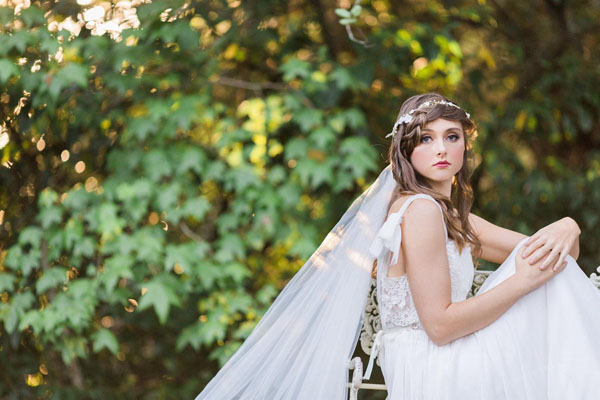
left=385, top=99, right=471, bottom=139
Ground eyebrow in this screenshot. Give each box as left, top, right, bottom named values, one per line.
left=421, top=128, right=463, bottom=133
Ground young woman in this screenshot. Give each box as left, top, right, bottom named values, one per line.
left=196, top=93, right=600, bottom=399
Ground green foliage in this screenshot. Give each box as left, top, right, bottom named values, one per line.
left=0, top=0, right=599, bottom=398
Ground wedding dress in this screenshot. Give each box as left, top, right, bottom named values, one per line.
left=195, top=165, right=600, bottom=400
left=368, top=193, right=600, bottom=400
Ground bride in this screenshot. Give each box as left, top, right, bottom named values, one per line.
left=196, top=93, right=600, bottom=399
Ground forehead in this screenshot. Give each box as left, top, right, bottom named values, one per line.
left=422, top=118, right=462, bottom=132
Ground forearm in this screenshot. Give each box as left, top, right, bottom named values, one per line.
left=565, top=217, right=580, bottom=260
left=427, top=275, right=527, bottom=346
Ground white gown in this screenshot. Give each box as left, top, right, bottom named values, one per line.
left=369, top=194, right=600, bottom=399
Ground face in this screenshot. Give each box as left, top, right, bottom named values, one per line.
left=409, top=118, right=465, bottom=196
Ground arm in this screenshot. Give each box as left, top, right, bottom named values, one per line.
left=402, top=200, right=559, bottom=346
left=521, top=217, right=580, bottom=269
left=470, top=212, right=581, bottom=268
left=468, top=213, right=528, bottom=264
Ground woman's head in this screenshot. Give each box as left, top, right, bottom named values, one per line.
left=387, top=93, right=476, bottom=195
left=385, top=92, right=480, bottom=259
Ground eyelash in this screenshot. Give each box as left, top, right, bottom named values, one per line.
left=421, top=134, right=460, bottom=143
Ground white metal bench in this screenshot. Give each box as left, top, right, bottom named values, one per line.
left=348, top=267, right=600, bottom=400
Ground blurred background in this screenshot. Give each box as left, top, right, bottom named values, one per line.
left=0, top=0, right=599, bottom=398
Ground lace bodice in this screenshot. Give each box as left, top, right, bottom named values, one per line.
left=380, top=240, right=474, bottom=330
left=368, top=194, right=475, bottom=331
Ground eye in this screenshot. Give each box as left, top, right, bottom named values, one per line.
left=420, top=135, right=432, bottom=143
left=448, top=133, right=460, bottom=141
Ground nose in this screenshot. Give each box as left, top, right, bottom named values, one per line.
left=434, top=139, right=447, bottom=156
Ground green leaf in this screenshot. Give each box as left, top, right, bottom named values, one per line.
left=20, top=226, right=43, bottom=246
left=100, top=254, right=134, bottom=293
left=3, top=292, right=35, bottom=333
left=96, top=202, right=124, bottom=240
left=293, top=108, right=323, bottom=132
left=37, top=205, right=63, bottom=228
left=19, top=5, right=46, bottom=27
left=92, top=329, right=119, bottom=355
left=0, top=59, right=18, bottom=83
left=279, top=58, right=311, bottom=81
left=214, top=234, right=246, bottom=263
left=57, top=336, right=88, bottom=365
left=221, top=262, right=251, bottom=284
left=350, top=5, right=362, bottom=17
left=137, top=275, right=181, bottom=324
left=339, top=18, right=357, bottom=25
left=143, top=150, right=172, bottom=181
left=133, top=227, right=164, bottom=264
left=0, top=273, right=15, bottom=292
left=339, top=137, right=378, bottom=178
left=48, top=63, right=89, bottom=99
left=0, top=7, right=13, bottom=25
left=180, top=196, right=210, bottom=220
left=334, top=8, right=351, bottom=18
left=164, top=242, right=206, bottom=273
left=36, top=267, right=68, bottom=294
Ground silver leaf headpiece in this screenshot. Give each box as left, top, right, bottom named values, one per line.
left=385, top=99, right=471, bottom=139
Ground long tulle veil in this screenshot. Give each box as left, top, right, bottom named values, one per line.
left=196, top=164, right=397, bottom=399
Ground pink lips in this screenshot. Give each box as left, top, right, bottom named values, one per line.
left=433, top=161, right=450, bottom=167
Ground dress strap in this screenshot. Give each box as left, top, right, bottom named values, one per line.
left=368, top=193, right=448, bottom=264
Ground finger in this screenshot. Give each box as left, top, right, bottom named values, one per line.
left=522, top=236, right=542, bottom=258
left=554, top=260, right=568, bottom=274
left=523, top=233, right=539, bottom=248
left=553, top=248, right=569, bottom=272
left=540, top=248, right=560, bottom=270
left=528, top=242, right=553, bottom=265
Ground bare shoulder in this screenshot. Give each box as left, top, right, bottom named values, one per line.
left=389, top=195, right=441, bottom=220
left=393, top=197, right=446, bottom=246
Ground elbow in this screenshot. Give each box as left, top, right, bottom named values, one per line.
left=424, top=323, right=452, bottom=346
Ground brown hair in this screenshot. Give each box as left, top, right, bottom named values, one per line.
left=385, top=92, right=481, bottom=265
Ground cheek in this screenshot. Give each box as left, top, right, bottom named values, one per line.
left=449, top=142, right=465, bottom=167
left=410, top=147, right=428, bottom=167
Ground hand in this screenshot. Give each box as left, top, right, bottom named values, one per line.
left=521, top=217, right=581, bottom=272
left=514, top=245, right=565, bottom=294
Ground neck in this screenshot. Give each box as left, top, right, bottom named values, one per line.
left=429, top=179, right=452, bottom=199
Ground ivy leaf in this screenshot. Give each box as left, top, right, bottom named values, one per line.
left=57, top=336, right=88, bottom=365
left=19, top=5, right=45, bottom=27
left=92, top=329, right=119, bottom=355
left=0, top=273, right=15, bottom=292
left=36, top=267, right=68, bottom=294
left=96, top=203, right=124, bottom=240
left=279, top=58, right=311, bottom=81
left=176, top=322, right=203, bottom=351
left=221, top=262, right=251, bottom=284
left=143, top=150, right=172, bottom=181
left=180, top=196, right=210, bottom=220
left=3, top=292, right=35, bottom=333
left=100, top=254, right=134, bottom=293
left=37, top=205, right=63, bottom=229
left=20, top=226, right=43, bottom=246
left=339, top=137, right=378, bottom=178
left=214, top=234, right=246, bottom=263
left=293, top=108, right=323, bottom=132
left=138, top=275, right=181, bottom=324
left=0, top=59, right=18, bottom=84
left=133, top=227, right=164, bottom=264
left=283, top=138, right=308, bottom=161
left=164, top=242, right=207, bottom=273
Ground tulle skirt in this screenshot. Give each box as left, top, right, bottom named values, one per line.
left=379, top=240, right=600, bottom=400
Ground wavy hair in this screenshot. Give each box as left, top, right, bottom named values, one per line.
left=385, top=92, right=482, bottom=265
